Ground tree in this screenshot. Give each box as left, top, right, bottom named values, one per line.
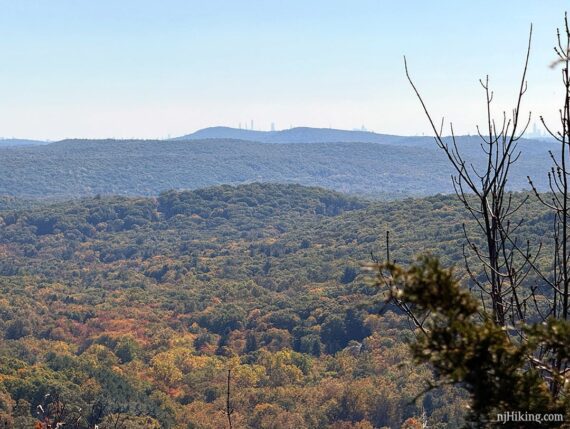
left=320, top=316, right=347, bottom=354
left=244, top=332, right=257, bottom=353
left=340, top=266, right=358, bottom=284
left=382, top=257, right=570, bottom=427
left=5, top=318, right=31, bottom=340
left=114, top=337, right=140, bottom=363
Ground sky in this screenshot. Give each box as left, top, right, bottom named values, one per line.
left=0, top=0, right=568, bottom=140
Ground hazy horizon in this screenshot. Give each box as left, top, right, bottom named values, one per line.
left=0, top=123, right=554, bottom=143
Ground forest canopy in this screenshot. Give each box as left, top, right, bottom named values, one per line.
left=0, top=182, right=558, bottom=428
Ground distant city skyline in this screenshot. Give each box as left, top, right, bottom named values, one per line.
left=0, top=1, right=568, bottom=140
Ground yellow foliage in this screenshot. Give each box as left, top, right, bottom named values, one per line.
left=233, top=364, right=266, bottom=388
left=260, top=349, right=305, bottom=386
left=151, top=352, right=183, bottom=385
left=170, top=333, right=197, bottom=349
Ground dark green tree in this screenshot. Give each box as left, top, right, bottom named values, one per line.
left=380, top=257, right=570, bottom=427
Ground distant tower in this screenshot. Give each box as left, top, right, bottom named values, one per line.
left=239, top=122, right=242, bottom=129
left=251, top=120, right=254, bottom=130
left=532, top=122, right=538, bottom=136
left=271, top=122, right=275, bottom=132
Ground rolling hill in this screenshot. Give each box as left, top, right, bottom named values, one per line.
left=0, top=138, right=49, bottom=147
left=0, top=132, right=558, bottom=200
left=0, top=183, right=554, bottom=428
left=172, top=126, right=410, bottom=144
left=2, top=183, right=536, bottom=427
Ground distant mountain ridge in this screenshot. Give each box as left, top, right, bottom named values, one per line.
left=2, top=127, right=553, bottom=148
left=171, top=126, right=555, bottom=148
left=0, top=138, right=49, bottom=147
left=171, top=126, right=421, bottom=145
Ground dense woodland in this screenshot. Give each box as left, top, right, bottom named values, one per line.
left=0, top=182, right=557, bottom=428
left=0, top=136, right=556, bottom=200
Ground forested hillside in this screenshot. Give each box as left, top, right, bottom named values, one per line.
left=0, top=139, right=48, bottom=147
left=0, top=183, right=554, bottom=428
left=0, top=136, right=556, bottom=200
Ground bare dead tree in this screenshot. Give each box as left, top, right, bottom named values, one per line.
left=529, top=14, right=570, bottom=322
left=404, top=26, right=535, bottom=328
left=526, top=13, right=570, bottom=396
left=372, top=231, right=430, bottom=335
left=224, top=369, right=234, bottom=429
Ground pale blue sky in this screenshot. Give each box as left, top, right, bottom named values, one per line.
left=0, top=0, right=567, bottom=139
